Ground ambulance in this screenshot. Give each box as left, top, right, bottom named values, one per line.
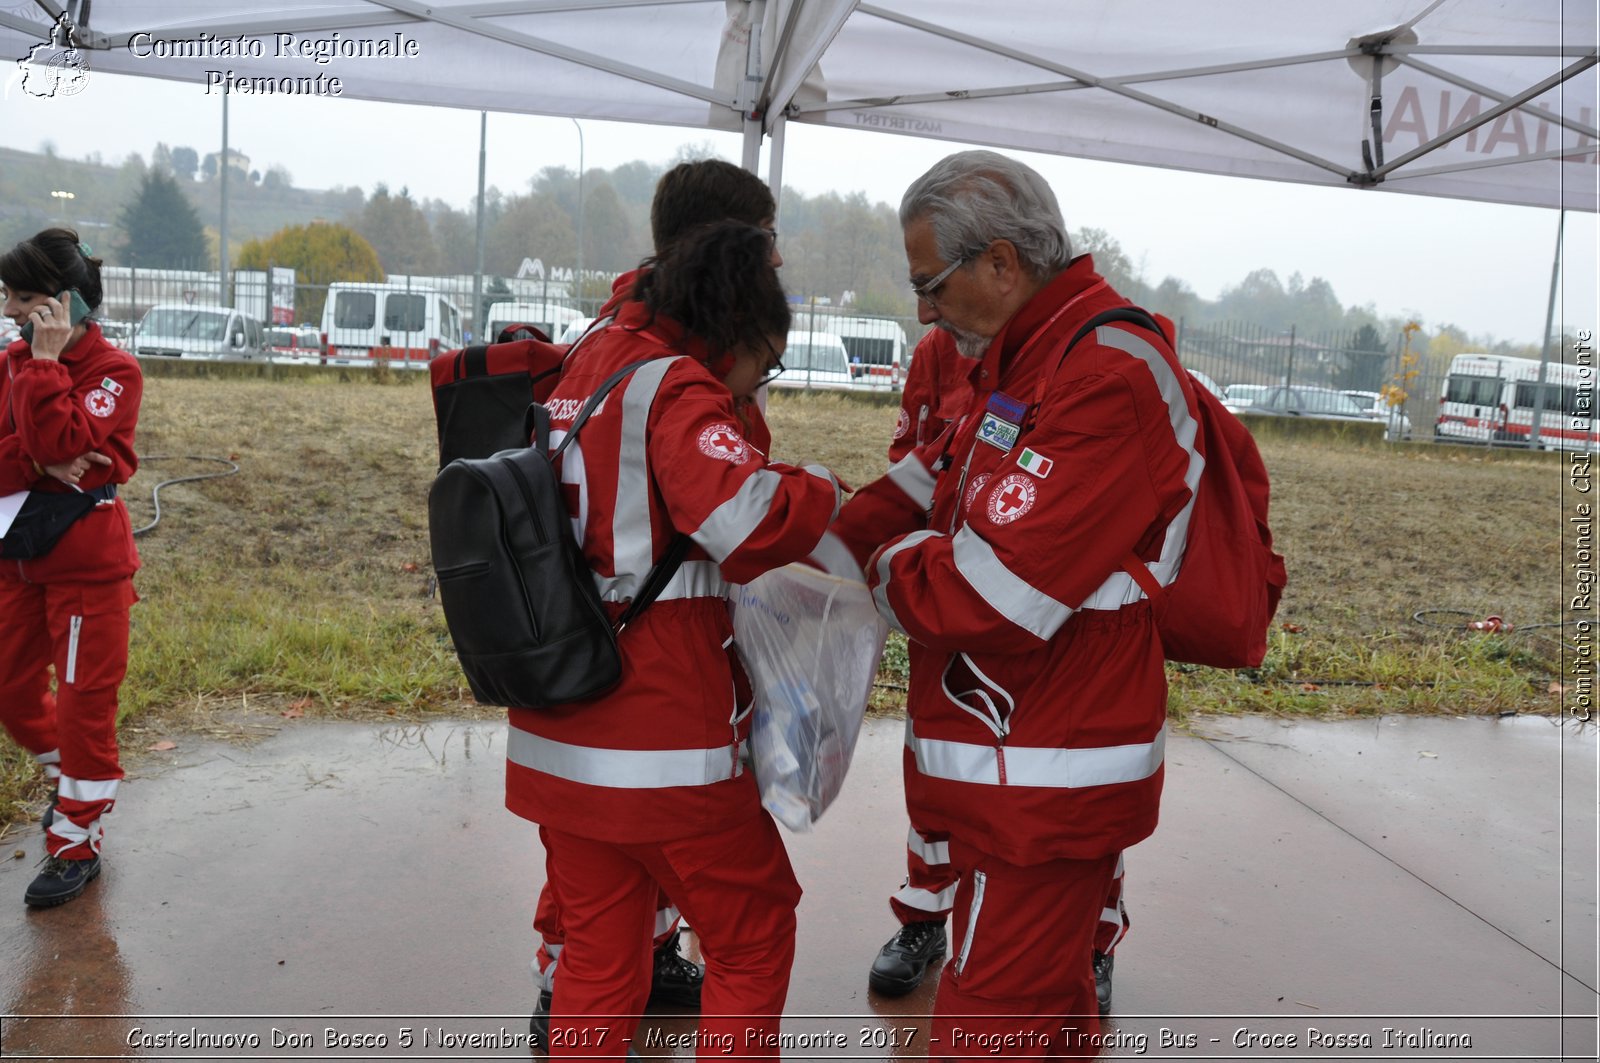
left=1435, top=353, right=1595, bottom=450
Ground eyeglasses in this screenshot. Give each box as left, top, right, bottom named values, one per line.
left=761, top=227, right=779, bottom=249
left=756, top=337, right=785, bottom=388
left=909, top=253, right=970, bottom=307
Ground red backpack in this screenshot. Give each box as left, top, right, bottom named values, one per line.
left=428, top=318, right=614, bottom=469
left=1066, top=308, right=1287, bottom=668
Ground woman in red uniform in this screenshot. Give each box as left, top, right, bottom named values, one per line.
left=0, top=228, right=141, bottom=908
left=506, top=221, right=843, bottom=1059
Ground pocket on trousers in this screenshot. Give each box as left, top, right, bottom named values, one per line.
left=953, top=868, right=988, bottom=976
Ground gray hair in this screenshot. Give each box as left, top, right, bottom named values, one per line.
left=899, top=150, right=1073, bottom=278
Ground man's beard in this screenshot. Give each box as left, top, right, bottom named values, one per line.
left=940, top=321, right=992, bottom=360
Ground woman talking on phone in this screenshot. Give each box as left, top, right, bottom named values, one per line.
left=0, top=227, right=142, bottom=908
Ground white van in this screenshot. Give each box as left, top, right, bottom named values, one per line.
left=322, top=283, right=464, bottom=369
left=831, top=316, right=908, bottom=389
left=483, top=301, right=584, bottom=345
left=134, top=304, right=266, bottom=361
left=771, top=331, right=855, bottom=391
left=1436, top=352, right=1592, bottom=450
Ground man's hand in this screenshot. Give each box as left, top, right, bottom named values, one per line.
left=42, top=450, right=112, bottom=486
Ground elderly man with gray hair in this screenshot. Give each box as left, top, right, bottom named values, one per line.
left=826, top=150, right=1198, bottom=1057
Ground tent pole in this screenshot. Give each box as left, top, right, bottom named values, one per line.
left=472, top=111, right=486, bottom=342
left=767, top=113, right=787, bottom=223
left=1529, top=209, right=1565, bottom=451
left=739, top=0, right=767, bottom=174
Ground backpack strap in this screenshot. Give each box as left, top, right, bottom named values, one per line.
left=1053, top=306, right=1175, bottom=603
left=539, top=354, right=694, bottom=631
left=460, top=344, right=490, bottom=382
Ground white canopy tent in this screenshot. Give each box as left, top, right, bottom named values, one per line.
left=4, top=0, right=1595, bottom=213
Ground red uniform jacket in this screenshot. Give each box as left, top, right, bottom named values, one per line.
left=888, top=328, right=975, bottom=464
left=504, top=299, right=842, bottom=844
left=831, top=257, right=1199, bottom=865
left=1, top=322, right=141, bottom=584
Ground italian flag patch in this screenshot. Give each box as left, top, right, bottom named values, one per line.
left=1016, top=447, right=1053, bottom=477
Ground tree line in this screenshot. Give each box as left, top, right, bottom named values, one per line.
left=0, top=140, right=1564, bottom=366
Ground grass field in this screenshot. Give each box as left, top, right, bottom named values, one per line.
left=0, top=369, right=1571, bottom=825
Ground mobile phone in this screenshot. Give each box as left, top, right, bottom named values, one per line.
left=19, top=289, right=91, bottom=344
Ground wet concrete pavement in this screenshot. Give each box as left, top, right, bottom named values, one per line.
left=0, top=713, right=1593, bottom=1061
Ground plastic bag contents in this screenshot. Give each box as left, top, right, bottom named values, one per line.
left=731, top=562, right=888, bottom=831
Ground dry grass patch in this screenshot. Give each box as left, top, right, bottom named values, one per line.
left=0, top=370, right=1567, bottom=824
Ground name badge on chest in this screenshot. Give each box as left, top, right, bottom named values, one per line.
left=976, top=391, right=1027, bottom=452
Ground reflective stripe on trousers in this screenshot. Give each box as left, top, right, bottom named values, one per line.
left=905, top=719, right=1165, bottom=788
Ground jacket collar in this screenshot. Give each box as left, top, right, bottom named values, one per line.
left=612, top=298, right=713, bottom=366
left=978, top=254, right=1107, bottom=380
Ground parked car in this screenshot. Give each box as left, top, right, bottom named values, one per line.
left=770, top=331, right=854, bottom=390
left=97, top=319, right=134, bottom=346
left=134, top=304, right=266, bottom=361
left=557, top=317, right=598, bottom=345
left=1342, top=389, right=1413, bottom=440
left=1245, top=385, right=1407, bottom=439
left=266, top=325, right=324, bottom=364
left=1189, top=368, right=1225, bottom=401
left=1223, top=383, right=1271, bottom=412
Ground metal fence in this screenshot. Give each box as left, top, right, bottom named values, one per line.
left=1175, top=319, right=1444, bottom=444
left=100, top=268, right=1496, bottom=444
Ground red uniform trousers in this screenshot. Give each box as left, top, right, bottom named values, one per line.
left=0, top=577, right=133, bottom=859
left=542, top=812, right=800, bottom=1061
left=533, top=829, right=684, bottom=993
left=931, top=837, right=1119, bottom=1062
left=893, top=824, right=1130, bottom=956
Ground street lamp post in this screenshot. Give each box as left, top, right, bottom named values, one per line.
left=50, top=189, right=75, bottom=225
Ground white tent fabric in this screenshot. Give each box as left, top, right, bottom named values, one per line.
left=3, top=0, right=1595, bottom=211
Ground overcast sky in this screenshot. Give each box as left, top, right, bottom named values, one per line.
left=6, top=70, right=1596, bottom=347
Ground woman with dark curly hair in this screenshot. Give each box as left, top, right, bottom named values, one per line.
left=504, top=220, right=842, bottom=1059
left=0, top=227, right=142, bottom=908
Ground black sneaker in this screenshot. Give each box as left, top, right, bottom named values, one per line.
left=25, top=854, right=101, bottom=908
left=1093, top=950, right=1114, bottom=1016
left=868, top=920, right=946, bottom=996
left=649, top=929, right=704, bottom=1008
left=528, top=988, right=551, bottom=1049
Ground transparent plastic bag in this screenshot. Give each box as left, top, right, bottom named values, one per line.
left=731, top=562, right=888, bottom=831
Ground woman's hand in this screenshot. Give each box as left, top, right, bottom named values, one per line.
left=26, top=292, right=75, bottom=361
left=42, top=450, right=111, bottom=486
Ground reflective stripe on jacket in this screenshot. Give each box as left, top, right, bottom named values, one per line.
left=505, top=301, right=842, bottom=844
left=832, top=255, right=1196, bottom=864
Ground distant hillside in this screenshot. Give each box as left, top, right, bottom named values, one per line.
left=0, top=144, right=361, bottom=260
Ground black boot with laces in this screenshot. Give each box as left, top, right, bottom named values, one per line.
left=868, top=919, right=947, bottom=996
left=25, top=854, right=101, bottom=908
left=648, top=928, right=704, bottom=1008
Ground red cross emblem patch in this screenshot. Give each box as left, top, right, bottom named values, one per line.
left=987, top=473, right=1037, bottom=525
left=85, top=388, right=116, bottom=418
left=697, top=422, right=749, bottom=464
left=893, top=408, right=910, bottom=441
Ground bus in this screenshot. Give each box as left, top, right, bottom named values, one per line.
left=1436, top=353, right=1595, bottom=451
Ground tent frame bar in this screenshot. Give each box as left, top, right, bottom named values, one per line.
left=1369, top=54, right=1599, bottom=180
left=854, top=3, right=1355, bottom=179
left=1397, top=55, right=1600, bottom=141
